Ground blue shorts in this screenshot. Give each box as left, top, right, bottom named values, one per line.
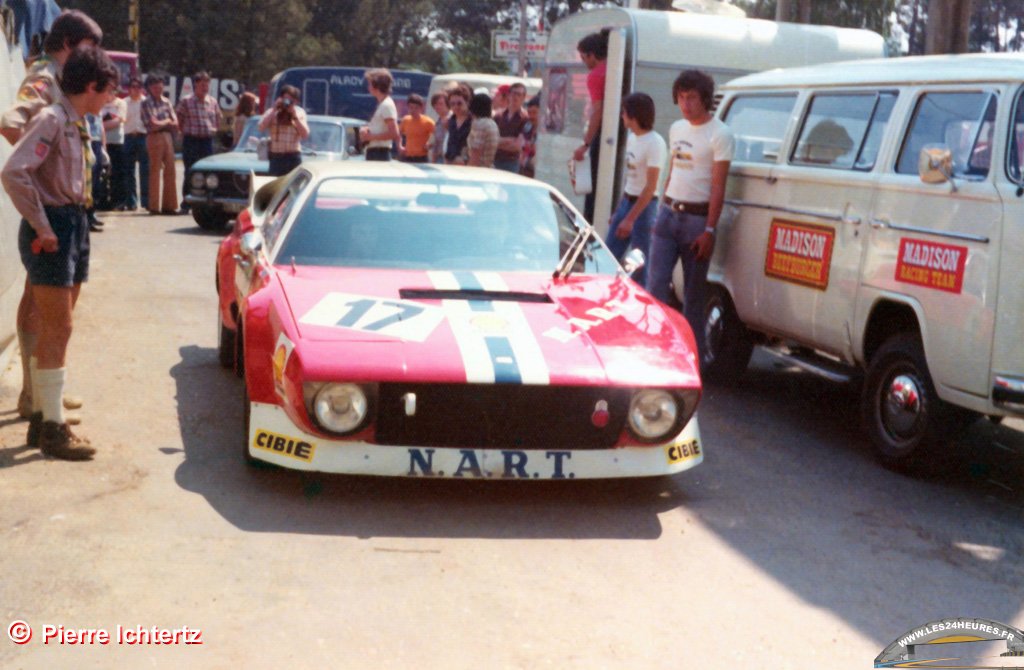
left=19, top=205, right=90, bottom=287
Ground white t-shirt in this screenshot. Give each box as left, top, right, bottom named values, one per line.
left=665, top=117, right=734, bottom=202
left=367, top=96, right=398, bottom=149
left=102, top=96, right=127, bottom=144
left=622, top=130, right=666, bottom=196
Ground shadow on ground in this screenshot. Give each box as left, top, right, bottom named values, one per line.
left=169, top=344, right=689, bottom=540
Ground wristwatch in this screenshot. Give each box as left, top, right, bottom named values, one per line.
left=704, top=226, right=716, bottom=235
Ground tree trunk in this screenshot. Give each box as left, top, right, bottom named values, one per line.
left=925, top=0, right=973, bottom=54
left=797, top=0, right=811, bottom=23
left=775, top=0, right=793, bottom=21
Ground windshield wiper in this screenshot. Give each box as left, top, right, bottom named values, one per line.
left=553, top=209, right=597, bottom=280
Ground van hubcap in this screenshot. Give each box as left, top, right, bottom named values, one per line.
left=883, top=374, right=922, bottom=438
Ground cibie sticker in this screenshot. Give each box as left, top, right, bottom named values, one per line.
left=300, top=292, right=444, bottom=342
left=253, top=429, right=315, bottom=462
left=665, top=439, right=701, bottom=464
left=895, top=238, right=967, bottom=294
left=764, top=219, right=835, bottom=290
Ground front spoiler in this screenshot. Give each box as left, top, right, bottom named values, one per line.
left=246, top=401, right=704, bottom=479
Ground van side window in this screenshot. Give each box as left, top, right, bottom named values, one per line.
left=792, top=93, right=895, bottom=170
left=722, top=94, right=797, bottom=164
left=1009, top=90, right=1024, bottom=182
left=896, top=91, right=998, bottom=178
left=854, top=93, right=897, bottom=170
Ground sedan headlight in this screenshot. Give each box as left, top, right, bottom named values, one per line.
left=205, top=173, right=219, bottom=189
left=190, top=171, right=205, bottom=189
left=312, top=383, right=369, bottom=434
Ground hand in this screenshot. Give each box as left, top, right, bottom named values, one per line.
left=573, top=144, right=587, bottom=162
left=37, top=231, right=58, bottom=253
left=690, top=231, right=715, bottom=262
left=615, top=217, right=635, bottom=240
left=359, top=126, right=370, bottom=141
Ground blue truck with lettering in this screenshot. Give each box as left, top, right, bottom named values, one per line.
left=267, top=67, right=434, bottom=121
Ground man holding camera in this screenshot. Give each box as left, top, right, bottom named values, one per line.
left=258, top=85, right=309, bottom=176
left=176, top=71, right=222, bottom=213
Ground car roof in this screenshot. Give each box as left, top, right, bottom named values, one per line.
left=723, top=53, right=1024, bottom=91
left=299, top=161, right=546, bottom=187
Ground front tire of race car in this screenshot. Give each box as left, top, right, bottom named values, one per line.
left=701, top=285, right=753, bottom=384
left=192, top=205, right=232, bottom=231
left=861, top=332, right=966, bottom=471
left=218, top=308, right=235, bottom=369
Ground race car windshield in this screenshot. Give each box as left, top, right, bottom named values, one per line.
left=275, top=177, right=619, bottom=274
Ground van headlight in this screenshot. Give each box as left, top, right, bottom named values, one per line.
left=190, top=172, right=205, bottom=189
left=205, top=174, right=219, bottom=189
left=627, top=389, right=697, bottom=442
left=312, top=383, right=369, bottom=434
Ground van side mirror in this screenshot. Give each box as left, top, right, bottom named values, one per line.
left=919, top=144, right=957, bottom=192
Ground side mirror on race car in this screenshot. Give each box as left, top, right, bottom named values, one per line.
left=239, top=231, right=264, bottom=259
left=621, top=248, right=646, bottom=277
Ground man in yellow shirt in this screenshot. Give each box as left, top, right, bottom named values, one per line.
left=399, top=94, right=434, bottom=163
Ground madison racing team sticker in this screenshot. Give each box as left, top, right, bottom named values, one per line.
left=764, top=219, right=835, bottom=290
left=895, top=238, right=968, bottom=294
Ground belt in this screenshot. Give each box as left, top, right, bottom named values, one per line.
left=662, top=196, right=709, bottom=216
left=623, top=193, right=639, bottom=204
left=125, top=132, right=146, bottom=138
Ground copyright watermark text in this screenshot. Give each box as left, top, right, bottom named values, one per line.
left=7, top=621, right=203, bottom=646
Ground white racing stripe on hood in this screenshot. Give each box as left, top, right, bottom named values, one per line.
left=428, top=270, right=495, bottom=383
left=473, top=272, right=550, bottom=385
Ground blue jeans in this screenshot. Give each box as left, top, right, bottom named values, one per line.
left=123, top=133, right=149, bottom=209
left=646, top=205, right=710, bottom=358
left=605, top=195, right=656, bottom=286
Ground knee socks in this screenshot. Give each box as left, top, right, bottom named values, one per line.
left=35, top=367, right=66, bottom=424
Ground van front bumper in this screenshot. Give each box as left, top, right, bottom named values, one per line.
left=993, top=374, right=1024, bottom=413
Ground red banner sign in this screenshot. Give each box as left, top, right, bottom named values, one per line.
left=764, top=219, right=836, bottom=290
left=895, top=238, right=967, bottom=294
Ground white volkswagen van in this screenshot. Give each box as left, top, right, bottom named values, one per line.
left=707, top=54, right=1024, bottom=468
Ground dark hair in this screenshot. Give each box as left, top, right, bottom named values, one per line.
left=144, top=73, right=165, bottom=89
left=672, top=69, right=715, bottom=110
left=193, top=70, right=211, bottom=83
left=577, top=31, right=608, bottom=59
left=447, top=86, right=469, bottom=105
left=430, top=92, right=448, bottom=107
left=366, top=68, right=393, bottom=95
left=236, top=91, right=258, bottom=116
left=509, top=82, right=527, bottom=96
left=60, top=45, right=118, bottom=96
left=44, top=10, right=103, bottom=54
left=407, top=93, right=424, bottom=107
left=622, top=92, right=655, bottom=130
left=468, top=92, right=492, bottom=118
left=279, top=84, right=300, bottom=101
left=526, top=95, right=540, bottom=108
left=128, top=76, right=143, bottom=88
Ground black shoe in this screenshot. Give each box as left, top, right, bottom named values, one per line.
left=39, top=421, right=95, bottom=460
left=27, top=411, right=41, bottom=448
left=89, top=221, right=104, bottom=232
left=176, top=207, right=190, bottom=215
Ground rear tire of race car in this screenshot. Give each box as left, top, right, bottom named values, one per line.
left=217, top=309, right=235, bottom=369
left=861, top=332, right=966, bottom=471
left=701, top=285, right=753, bottom=384
left=192, top=205, right=231, bottom=231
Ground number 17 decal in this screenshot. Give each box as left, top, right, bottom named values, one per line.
left=301, top=293, right=444, bottom=342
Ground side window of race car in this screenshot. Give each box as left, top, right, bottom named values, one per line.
left=263, top=172, right=311, bottom=251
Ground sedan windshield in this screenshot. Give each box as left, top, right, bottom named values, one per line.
left=237, top=118, right=343, bottom=154
left=275, top=176, right=618, bottom=274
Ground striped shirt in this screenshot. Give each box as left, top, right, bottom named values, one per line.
left=141, top=95, right=177, bottom=133
left=175, top=94, right=221, bottom=138
left=259, top=106, right=308, bottom=153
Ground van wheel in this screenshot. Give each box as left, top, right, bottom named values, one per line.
left=701, top=285, right=753, bottom=383
left=218, top=307, right=236, bottom=369
left=861, top=332, right=964, bottom=470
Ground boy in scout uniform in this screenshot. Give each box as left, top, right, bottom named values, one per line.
left=1, top=45, right=119, bottom=460
left=1, top=10, right=102, bottom=424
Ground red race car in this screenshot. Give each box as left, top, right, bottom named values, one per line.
left=215, top=162, right=704, bottom=479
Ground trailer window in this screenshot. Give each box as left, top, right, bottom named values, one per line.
left=722, top=94, right=797, bottom=164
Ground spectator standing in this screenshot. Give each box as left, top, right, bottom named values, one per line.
left=176, top=71, right=222, bottom=214
left=467, top=93, right=498, bottom=169
left=646, top=70, right=734, bottom=364
left=493, top=82, right=528, bottom=173
left=122, top=77, right=148, bottom=210
left=399, top=93, right=434, bottom=163
left=519, top=95, right=540, bottom=177
left=572, top=30, right=608, bottom=223
left=101, top=90, right=128, bottom=210
left=1, top=44, right=120, bottom=459
left=85, top=111, right=105, bottom=230
left=258, top=85, right=309, bottom=176
left=360, top=68, right=400, bottom=162
left=492, top=84, right=510, bottom=116
left=444, top=86, right=472, bottom=165
left=605, top=92, right=665, bottom=287
left=0, top=9, right=102, bottom=423
left=141, top=74, right=179, bottom=214
left=233, top=91, right=258, bottom=147
left=428, top=92, right=449, bottom=164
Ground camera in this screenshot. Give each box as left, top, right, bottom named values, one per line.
left=275, top=97, right=295, bottom=123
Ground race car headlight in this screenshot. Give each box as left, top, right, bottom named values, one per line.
left=312, top=383, right=369, bottom=434
left=627, top=389, right=698, bottom=442
left=205, top=173, right=219, bottom=189
left=190, top=171, right=205, bottom=189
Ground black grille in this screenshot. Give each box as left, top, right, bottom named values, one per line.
left=211, top=171, right=253, bottom=198
left=375, top=384, right=630, bottom=449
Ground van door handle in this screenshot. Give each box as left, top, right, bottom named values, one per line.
left=870, top=217, right=890, bottom=230
left=842, top=215, right=861, bottom=226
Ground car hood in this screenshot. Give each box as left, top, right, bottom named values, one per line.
left=192, top=150, right=346, bottom=174
left=276, top=267, right=700, bottom=388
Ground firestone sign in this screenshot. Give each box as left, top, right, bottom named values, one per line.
left=491, top=31, right=548, bottom=60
